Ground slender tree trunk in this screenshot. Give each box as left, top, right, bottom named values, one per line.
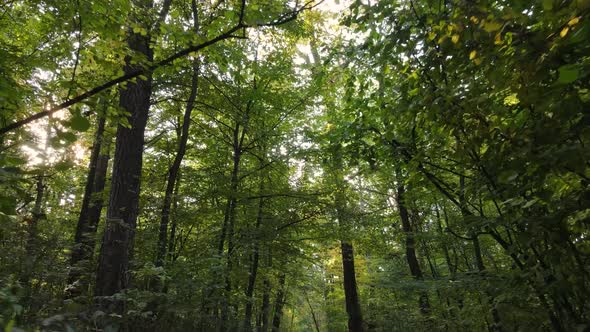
left=259, top=277, right=271, bottom=332
left=217, top=122, right=242, bottom=258
left=21, top=176, right=45, bottom=303
left=271, top=273, right=286, bottom=332
left=20, top=116, right=52, bottom=316
left=155, top=61, right=198, bottom=267
left=219, top=140, right=241, bottom=331
left=422, top=238, right=439, bottom=279
left=305, top=294, right=321, bottom=332
left=435, top=205, right=454, bottom=277
left=67, top=111, right=110, bottom=298
left=332, top=147, right=364, bottom=332
left=396, top=181, right=430, bottom=314
left=167, top=172, right=181, bottom=262
left=219, top=97, right=253, bottom=326
left=155, top=0, right=199, bottom=268
left=458, top=176, right=505, bottom=331
left=95, top=7, right=154, bottom=302
left=459, top=175, right=486, bottom=272
left=244, top=180, right=265, bottom=330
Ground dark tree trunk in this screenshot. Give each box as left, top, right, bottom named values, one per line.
left=155, top=0, right=199, bottom=268
left=341, top=241, right=364, bottom=332
left=67, top=112, right=110, bottom=298
left=332, top=146, right=364, bottom=332
left=155, top=61, right=198, bottom=267
left=459, top=175, right=486, bottom=272
left=271, top=273, right=286, bottom=332
left=435, top=205, right=455, bottom=277
left=396, top=182, right=430, bottom=314
left=219, top=139, right=241, bottom=330
left=219, top=95, right=252, bottom=326
left=472, top=235, right=485, bottom=271
left=259, top=277, right=271, bottom=332
left=95, top=19, right=154, bottom=301
left=244, top=180, right=265, bottom=330
left=167, top=172, right=181, bottom=262
left=458, top=176, right=505, bottom=331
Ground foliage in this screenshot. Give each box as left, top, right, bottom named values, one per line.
left=0, top=0, right=589, bottom=331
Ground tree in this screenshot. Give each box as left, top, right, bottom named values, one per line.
left=2, top=1, right=590, bottom=331
left=67, top=103, right=111, bottom=298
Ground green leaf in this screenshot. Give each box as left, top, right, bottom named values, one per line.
left=409, top=88, right=420, bottom=96
left=70, top=114, right=91, bottom=132
left=498, top=170, right=518, bottom=183
left=0, top=196, right=16, bottom=215
left=558, top=65, right=579, bottom=84
left=483, top=21, right=502, bottom=33
left=543, top=0, right=554, bottom=10
left=62, top=132, right=78, bottom=143
left=54, top=160, right=74, bottom=172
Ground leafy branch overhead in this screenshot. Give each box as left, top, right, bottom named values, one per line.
left=0, top=0, right=322, bottom=136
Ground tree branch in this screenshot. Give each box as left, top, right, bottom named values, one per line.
left=0, top=1, right=321, bottom=136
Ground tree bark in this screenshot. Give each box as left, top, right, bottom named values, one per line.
left=459, top=175, right=486, bottom=272
left=167, top=172, right=181, bottom=262
left=219, top=97, right=253, bottom=327
left=244, top=180, right=265, bottom=330
left=95, top=6, right=154, bottom=301
left=259, top=276, right=271, bottom=332
left=271, top=273, right=286, bottom=332
left=219, top=136, right=241, bottom=330
left=332, top=146, right=364, bottom=332
left=436, top=205, right=455, bottom=277
left=341, top=241, right=364, bottom=332
left=67, top=111, right=110, bottom=298
left=396, top=181, right=430, bottom=314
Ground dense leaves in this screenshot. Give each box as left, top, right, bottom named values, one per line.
left=0, top=0, right=589, bottom=331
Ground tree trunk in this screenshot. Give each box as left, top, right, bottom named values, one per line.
left=21, top=175, right=45, bottom=304
left=341, top=241, right=363, bottom=332
left=259, top=276, right=271, bottom=332
left=305, top=294, right=321, bottom=332
left=67, top=112, right=110, bottom=298
left=219, top=139, right=241, bottom=331
left=20, top=116, right=52, bottom=313
left=95, top=12, right=154, bottom=302
left=332, top=146, right=364, bottom=332
left=167, top=172, right=181, bottom=262
left=155, top=61, right=198, bottom=267
left=244, top=180, right=265, bottom=330
left=271, top=273, right=286, bottom=332
left=155, top=0, right=199, bottom=268
left=396, top=181, right=430, bottom=314
left=219, top=98, right=252, bottom=326
left=459, top=175, right=486, bottom=272
left=436, top=205, right=455, bottom=277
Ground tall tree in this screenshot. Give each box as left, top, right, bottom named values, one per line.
left=155, top=0, right=200, bottom=268
left=271, top=272, right=286, bottom=332
left=67, top=107, right=110, bottom=298
left=95, top=0, right=163, bottom=301
left=395, top=177, right=430, bottom=314
left=332, top=147, right=364, bottom=331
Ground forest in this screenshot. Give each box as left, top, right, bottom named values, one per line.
left=0, top=0, right=589, bottom=331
